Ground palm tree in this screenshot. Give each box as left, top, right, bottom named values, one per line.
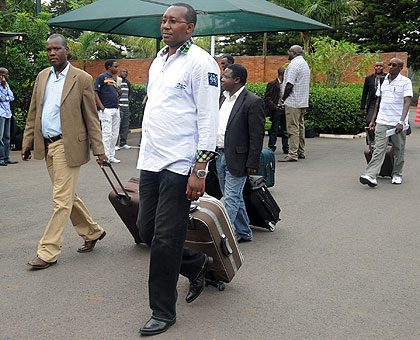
left=68, top=31, right=119, bottom=70
left=271, top=0, right=363, bottom=50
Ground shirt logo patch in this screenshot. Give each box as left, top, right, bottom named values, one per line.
left=175, top=82, right=187, bottom=90
left=208, top=73, right=218, bottom=87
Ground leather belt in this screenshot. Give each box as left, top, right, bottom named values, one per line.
left=44, top=135, right=62, bottom=144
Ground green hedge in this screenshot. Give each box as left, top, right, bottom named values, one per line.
left=246, top=82, right=365, bottom=134
left=306, top=84, right=365, bottom=134
left=129, top=84, right=147, bottom=128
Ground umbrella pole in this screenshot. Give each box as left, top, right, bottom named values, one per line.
left=155, top=38, right=161, bottom=55
left=211, top=36, right=216, bottom=57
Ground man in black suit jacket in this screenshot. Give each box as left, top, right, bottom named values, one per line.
left=264, top=67, right=288, bottom=154
left=361, top=61, right=386, bottom=124
left=216, top=64, right=265, bottom=242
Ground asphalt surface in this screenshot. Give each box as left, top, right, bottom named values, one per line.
left=1, top=112, right=419, bottom=340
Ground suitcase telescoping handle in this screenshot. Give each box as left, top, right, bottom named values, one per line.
left=100, top=160, right=132, bottom=206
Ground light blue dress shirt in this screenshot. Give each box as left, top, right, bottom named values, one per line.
left=0, top=82, right=14, bottom=118
left=41, top=63, right=70, bottom=138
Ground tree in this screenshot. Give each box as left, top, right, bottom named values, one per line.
left=306, top=36, right=378, bottom=87
left=331, top=0, right=420, bottom=70
left=68, top=31, right=120, bottom=70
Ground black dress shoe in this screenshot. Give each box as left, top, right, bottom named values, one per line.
left=139, top=317, right=175, bottom=336
left=5, top=160, right=18, bottom=164
left=185, top=255, right=213, bottom=303
left=0, top=161, right=7, bottom=166
left=298, top=155, right=305, bottom=159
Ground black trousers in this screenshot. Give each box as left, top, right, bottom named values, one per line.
left=138, top=169, right=206, bottom=322
left=268, top=108, right=289, bottom=152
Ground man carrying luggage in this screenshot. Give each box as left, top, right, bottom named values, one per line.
left=217, top=63, right=265, bottom=243
left=360, top=58, right=412, bottom=187
left=264, top=66, right=289, bottom=154
left=22, top=34, right=107, bottom=269
left=136, top=3, right=220, bottom=336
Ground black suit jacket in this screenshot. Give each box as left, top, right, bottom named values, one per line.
left=220, top=88, right=265, bottom=177
left=361, top=73, right=386, bottom=110
left=264, top=78, right=282, bottom=115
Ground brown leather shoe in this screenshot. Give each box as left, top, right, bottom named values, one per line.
left=27, top=256, right=56, bottom=269
left=77, top=231, right=106, bottom=253
left=279, top=156, right=297, bottom=162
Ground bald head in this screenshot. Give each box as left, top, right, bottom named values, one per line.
left=288, top=45, right=303, bottom=60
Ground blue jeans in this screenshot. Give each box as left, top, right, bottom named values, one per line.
left=216, top=151, right=252, bottom=240
left=137, top=169, right=206, bottom=322
left=0, top=117, right=11, bottom=162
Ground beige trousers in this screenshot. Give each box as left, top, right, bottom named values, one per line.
left=37, top=139, right=103, bottom=262
left=285, top=106, right=306, bottom=160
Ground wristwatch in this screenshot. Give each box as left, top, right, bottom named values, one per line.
left=398, top=120, right=404, bottom=125
left=195, top=169, right=208, bottom=179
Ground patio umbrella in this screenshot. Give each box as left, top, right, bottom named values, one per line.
left=47, top=0, right=331, bottom=38
left=0, top=31, right=27, bottom=41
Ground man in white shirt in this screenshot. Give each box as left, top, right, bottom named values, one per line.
left=136, top=3, right=220, bottom=336
left=217, top=64, right=265, bottom=242
left=360, top=58, right=413, bottom=187
left=280, top=45, right=310, bottom=162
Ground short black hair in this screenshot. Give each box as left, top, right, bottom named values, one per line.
left=226, top=64, right=248, bottom=85
left=47, top=33, right=67, bottom=47
left=172, top=3, right=197, bottom=25
left=105, top=59, right=116, bottom=70
left=222, top=55, right=234, bottom=64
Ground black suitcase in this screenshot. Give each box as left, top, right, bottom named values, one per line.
left=243, top=176, right=280, bottom=232
left=100, top=161, right=142, bottom=244
left=364, top=130, right=394, bottom=177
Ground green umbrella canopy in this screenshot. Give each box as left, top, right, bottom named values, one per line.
left=47, top=0, right=331, bottom=38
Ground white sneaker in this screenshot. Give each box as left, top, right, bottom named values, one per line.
left=120, top=144, right=131, bottom=150
left=360, top=175, right=377, bottom=187
left=114, top=146, right=120, bottom=151
left=391, top=176, right=402, bottom=184
left=109, top=157, right=121, bottom=164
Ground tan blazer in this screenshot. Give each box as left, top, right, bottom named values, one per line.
left=23, top=64, right=104, bottom=167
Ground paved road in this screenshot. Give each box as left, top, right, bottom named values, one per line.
left=1, top=115, right=419, bottom=340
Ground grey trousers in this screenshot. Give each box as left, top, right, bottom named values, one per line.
left=365, top=123, right=406, bottom=178
left=118, top=106, right=130, bottom=146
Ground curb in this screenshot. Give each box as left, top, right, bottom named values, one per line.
left=319, top=132, right=366, bottom=139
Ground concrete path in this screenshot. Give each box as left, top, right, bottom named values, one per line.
left=1, top=114, right=419, bottom=340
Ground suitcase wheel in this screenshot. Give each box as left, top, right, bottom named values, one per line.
left=205, top=278, right=225, bottom=291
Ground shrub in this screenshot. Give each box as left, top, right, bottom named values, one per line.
left=129, top=84, right=146, bottom=128
left=306, top=84, right=365, bottom=134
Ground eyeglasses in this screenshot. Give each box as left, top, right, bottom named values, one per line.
left=388, top=63, right=399, bottom=67
left=159, top=18, right=190, bottom=25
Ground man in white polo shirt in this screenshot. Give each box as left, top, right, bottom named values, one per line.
left=360, top=58, right=413, bottom=187
left=136, top=3, right=220, bottom=336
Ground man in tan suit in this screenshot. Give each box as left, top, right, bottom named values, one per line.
left=22, top=34, right=107, bottom=269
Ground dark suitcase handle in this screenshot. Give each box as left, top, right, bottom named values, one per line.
left=100, top=160, right=132, bottom=206
left=220, top=234, right=233, bottom=256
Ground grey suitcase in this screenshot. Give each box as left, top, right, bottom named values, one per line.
left=185, top=195, right=243, bottom=288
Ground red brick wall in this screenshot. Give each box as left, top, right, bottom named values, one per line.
left=72, top=52, right=408, bottom=85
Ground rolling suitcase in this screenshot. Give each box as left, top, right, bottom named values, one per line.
left=101, top=161, right=142, bottom=244
left=255, top=148, right=275, bottom=187
left=185, top=195, right=243, bottom=289
left=364, top=130, right=394, bottom=177
left=243, top=176, right=280, bottom=232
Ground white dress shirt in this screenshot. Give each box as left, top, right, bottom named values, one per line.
left=217, top=86, right=245, bottom=148
left=375, top=73, right=413, bottom=126
left=137, top=41, right=220, bottom=175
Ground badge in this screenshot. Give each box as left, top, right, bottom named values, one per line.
left=208, top=72, right=218, bottom=87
